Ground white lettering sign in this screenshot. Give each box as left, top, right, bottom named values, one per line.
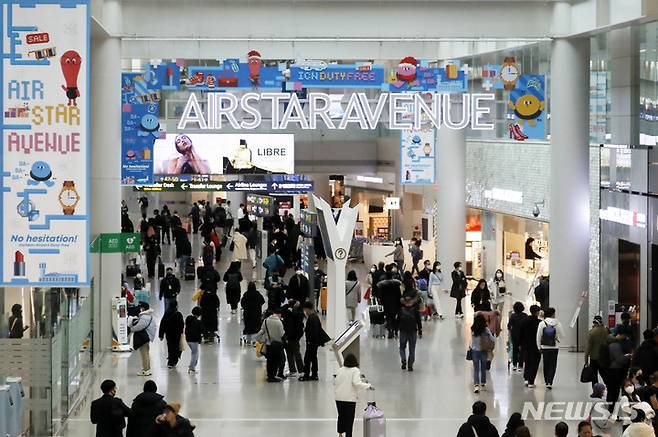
left=177, top=92, right=496, bottom=131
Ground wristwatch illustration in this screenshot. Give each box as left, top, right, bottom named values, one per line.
left=59, top=180, right=80, bottom=215
left=500, top=57, right=520, bottom=91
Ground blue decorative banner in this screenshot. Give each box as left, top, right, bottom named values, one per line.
left=187, top=58, right=284, bottom=91
left=507, top=75, right=546, bottom=141
left=1, top=0, right=90, bottom=286
left=289, top=63, right=385, bottom=89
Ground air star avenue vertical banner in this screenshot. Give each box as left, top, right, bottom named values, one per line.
left=1, top=0, right=89, bottom=286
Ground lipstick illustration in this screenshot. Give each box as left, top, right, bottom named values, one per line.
left=166, top=67, right=174, bottom=87
left=14, top=251, right=25, bottom=276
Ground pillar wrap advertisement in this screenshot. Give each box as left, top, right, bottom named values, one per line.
left=1, top=0, right=89, bottom=286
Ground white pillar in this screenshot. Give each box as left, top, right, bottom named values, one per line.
left=549, top=38, right=590, bottom=348
left=436, top=126, right=466, bottom=269
left=90, top=1, right=122, bottom=350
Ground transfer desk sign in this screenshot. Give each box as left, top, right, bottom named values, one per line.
left=1, top=0, right=90, bottom=285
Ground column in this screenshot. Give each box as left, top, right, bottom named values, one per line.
left=549, top=38, right=590, bottom=348
left=436, top=127, right=466, bottom=268
left=90, top=0, right=122, bottom=350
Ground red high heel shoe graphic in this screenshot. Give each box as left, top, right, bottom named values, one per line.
left=508, top=123, right=528, bottom=141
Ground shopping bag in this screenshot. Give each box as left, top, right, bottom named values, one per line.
left=192, top=289, right=203, bottom=302
left=255, top=341, right=266, bottom=358
left=364, top=287, right=371, bottom=301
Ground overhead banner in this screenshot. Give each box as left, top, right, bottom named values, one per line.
left=400, top=129, right=435, bottom=185
left=507, top=75, right=546, bottom=141
left=153, top=133, right=294, bottom=176
left=1, top=0, right=90, bottom=286
left=289, top=63, right=385, bottom=89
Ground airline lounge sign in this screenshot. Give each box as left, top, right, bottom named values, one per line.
left=177, top=92, right=496, bottom=131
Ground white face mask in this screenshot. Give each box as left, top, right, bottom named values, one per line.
left=296, top=270, right=303, bottom=275
left=624, top=385, right=635, bottom=394
left=370, top=268, right=376, bottom=273
left=314, top=266, right=319, bottom=271
left=496, top=273, right=502, bottom=278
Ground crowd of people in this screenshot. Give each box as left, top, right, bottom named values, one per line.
left=101, top=198, right=658, bottom=437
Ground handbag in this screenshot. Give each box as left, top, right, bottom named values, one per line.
left=364, top=287, right=372, bottom=301
left=192, top=289, right=203, bottom=302
left=132, top=316, right=152, bottom=350
left=466, top=348, right=473, bottom=361
left=229, top=240, right=235, bottom=251
left=580, top=363, right=595, bottom=383
left=179, top=335, right=187, bottom=352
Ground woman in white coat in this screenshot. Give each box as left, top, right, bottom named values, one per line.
left=231, top=230, right=248, bottom=261
left=334, top=353, right=372, bottom=437
left=489, top=269, right=507, bottom=312
left=428, top=261, right=444, bottom=319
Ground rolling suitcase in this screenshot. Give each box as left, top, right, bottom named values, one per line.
left=184, top=257, right=196, bottom=280
left=157, top=257, right=165, bottom=279
left=368, top=297, right=385, bottom=338
left=363, top=401, right=386, bottom=437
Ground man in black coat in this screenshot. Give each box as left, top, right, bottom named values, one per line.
left=378, top=271, right=402, bottom=339
left=282, top=300, right=305, bottom=376
left=90, top=379, right=132, bottom=437
left=287, top=269, right=310, bottom=303
left=520, top=305, right=542, bottom=387
left=632, top=329, right=658, bottom=382
left=299, top=301, right=325, bottom=381
left=126, top=380, right=166, bottom=437
left=456, top=401, right=499, bottom=437
left=159, top=267, right=181, bottom=311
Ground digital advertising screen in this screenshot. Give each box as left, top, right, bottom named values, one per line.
left=153, top=133, right=294, bottom=176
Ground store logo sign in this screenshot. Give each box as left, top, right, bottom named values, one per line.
left=385, top=197, right=401, bottom=210
left=484, top=188, right=523, bottom=204
left=599, top=207, right=646, bottom=228
left=177, top=92, right=495, bottom=131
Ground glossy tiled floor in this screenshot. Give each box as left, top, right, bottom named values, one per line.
left=63, top=234, right=617, bottom=437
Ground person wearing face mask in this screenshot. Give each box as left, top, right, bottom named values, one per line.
left=385, top=238, right=405, bottom=271
left=620, top=378, right=642, bottom=432
left=418, top=260, right=432, bottom=282
left=370, top=262, right=386, bottom=299
left=184, top=307, right=202, bottom=373
left=489, top=269, right=507, bottom=312
left=632, top=330, right=658, bottom=385
left=630, top=367, right=647, bottom=390
left=428, top=261, right=444, bottom=319
left=90, top=379, right=133, bottom=437
left=159, top=267, right=181, bottom=311
left=288, top=266, right=310, bottom=304
left=266, top=272, right=286, bottom=311
left=450, top=262, right=467, bottom=318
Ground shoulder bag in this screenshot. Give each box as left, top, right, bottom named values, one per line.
left=132, top=316, right=152, bottom=350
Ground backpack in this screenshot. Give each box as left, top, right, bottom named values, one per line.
left=416, top=278, right=428, bottom=291
left=598, top=343, right=612, bottom=369
left=540, top=323, right=557, bottom=347
left=203, top=244, right=214, bottom=258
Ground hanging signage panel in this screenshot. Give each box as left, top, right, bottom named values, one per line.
left=400, top=129, right=435, bottom=185
left=1, top=0, right=90, bottom=286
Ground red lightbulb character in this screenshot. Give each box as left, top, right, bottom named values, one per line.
left=60, top=50, right=82, bottom=106
left=247, top=50, right=262, bottom=85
